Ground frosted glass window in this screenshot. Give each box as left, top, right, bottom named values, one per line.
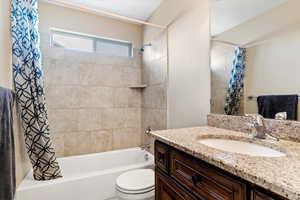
left=95, top=39, right=132, bottom=57
left=52, top=33, right=94, bottom=52
left=51, top=30, right=132, bottom=57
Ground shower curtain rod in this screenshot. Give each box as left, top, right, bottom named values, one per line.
left=42, top=0, right=167, bottom=29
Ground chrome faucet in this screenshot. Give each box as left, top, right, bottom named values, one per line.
left=245, top=114, right=267, bottom=139
left=245, top=114, right=279, bottom=141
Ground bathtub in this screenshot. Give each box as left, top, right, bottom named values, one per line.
left=16, top=148, right=154, bottom=200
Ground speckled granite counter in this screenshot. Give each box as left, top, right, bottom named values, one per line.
left=150, top=126, right=300, bottom=200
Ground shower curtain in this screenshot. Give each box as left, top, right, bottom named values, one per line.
left=224, top=47, right=246, bottom=115
left=11, top=0, right=62, bottom=180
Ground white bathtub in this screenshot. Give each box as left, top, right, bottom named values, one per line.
left=17, top=148, right=154, bottom=200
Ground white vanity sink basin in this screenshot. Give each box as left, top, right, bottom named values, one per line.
left=198, top=138, right=286, bottom=157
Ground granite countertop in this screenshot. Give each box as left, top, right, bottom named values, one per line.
left=150, top=126, right=300, bottom=200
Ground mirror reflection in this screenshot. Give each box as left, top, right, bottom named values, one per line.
left=210, top=0, right=300, bottom=121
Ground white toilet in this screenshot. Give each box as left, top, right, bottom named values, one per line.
left=115, top=169, right=155, bottom=200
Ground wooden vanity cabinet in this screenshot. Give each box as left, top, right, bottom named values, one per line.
left=154, top=141, right=286, bottom=200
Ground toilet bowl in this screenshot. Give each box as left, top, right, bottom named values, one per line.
left=115, top=169, right=155, bottom=200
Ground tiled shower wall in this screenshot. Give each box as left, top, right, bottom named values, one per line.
left=41, top=33, right=143, bottom=157
left=142, top=29, right=168, bottom=148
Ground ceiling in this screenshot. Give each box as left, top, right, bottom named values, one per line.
left=54, top=0, right=163, bottom=21
left=211, top=0, right=289, bottom=36
left=213, top=0, right=300, bottom=46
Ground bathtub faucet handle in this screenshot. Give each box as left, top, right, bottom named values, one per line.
left=140, top=144, right=151, bottom=151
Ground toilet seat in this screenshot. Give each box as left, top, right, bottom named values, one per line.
left=116, top=169, right=155, bottom=195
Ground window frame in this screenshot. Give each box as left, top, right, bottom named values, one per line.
left=50, top=28, right=133, bottom=57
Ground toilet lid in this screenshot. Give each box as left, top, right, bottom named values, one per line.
left=116, top=169, right=155, bottom=194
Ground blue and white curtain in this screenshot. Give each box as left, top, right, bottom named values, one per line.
left=11, top=0, right=62, bottom=180
left=224, top=47, right=246, bottom=115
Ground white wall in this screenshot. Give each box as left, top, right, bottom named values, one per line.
left=244, top=24, right=300, bottom=118
left=0, top=0, right=12, bottom=88
left=145, top=0, right=211, bottom=128
left=39, top=2, right=143, bottom=48
left=168, top=1, right=211, bottom=128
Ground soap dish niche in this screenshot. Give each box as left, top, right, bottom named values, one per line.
left=128, top=84, right=147, bottom=89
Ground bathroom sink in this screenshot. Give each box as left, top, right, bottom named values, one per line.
left=198, top=138, right=286, bottom=157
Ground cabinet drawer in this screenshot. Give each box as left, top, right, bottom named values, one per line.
left=156, top=168, right=197, bottom=200
left=155, top=141, right=169, bottom=173
left=251, top=189, right=284, bottom=200
left=170, top=149, right=247, bottom=200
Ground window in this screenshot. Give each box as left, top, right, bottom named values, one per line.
left=51, top=29, right=133, bottom=57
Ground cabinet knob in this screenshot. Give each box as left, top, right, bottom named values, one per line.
left=191, top=175, right=201, bottom=185
left=157, top=152, right=165, bottom=162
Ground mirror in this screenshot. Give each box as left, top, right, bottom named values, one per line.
left=210, top=0, right=300, bottom=121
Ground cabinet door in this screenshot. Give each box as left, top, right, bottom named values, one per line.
left=156, top=169, right=197, bottom=200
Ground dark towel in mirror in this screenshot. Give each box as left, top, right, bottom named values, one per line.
left=0, top=87, right=16, bottom=200
left=257, top=95, right=298, bottom=120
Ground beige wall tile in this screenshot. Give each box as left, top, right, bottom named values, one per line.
left=90, top=130, right=113, bottom=153
left=78, top=87, right=114, bottom=108
left=124, top=108, right=141, bottom=128
left=128, top=89, right=142, bottom=108
left=142, top=87, right=152, bottom=108
left=79, top=64, right=111, bottom=86
left=45, top=86, right=81, bottom=109
left=142, top=64, right=150, bottom=85
left=80, top=64, right=105, bottom=86
left=48, top=109, right=79, bottom=133
left=51, top=134, right=65, bottom=158
left=141, top=28, right=168, bottom=150
left=40, top=33, right=51, bottom=50
left=143, top=108, right=167, bottom=131
left=101, top=108, right=125, bottom=129
left=151, top=85, right=167, bottom=109
left=64, top=132, right=92, bottom=156
left=95, top=55, right=131, bottom=66
left=123, top=67, right=142, bottom=85
left=114, top=88, right=129, bottom=108
left=132, top=54, right=142, bottom=68
left=78, top=109, right=102, bottom=131
left=150, top=59, right=164, bottom=85
left=14, top=110, right=31, bottom=186
left=64, top=49, right=97, bottom=64
left=42, top=47, right=65, bottom=60
left=44, top=60, right=81, bottom=86
left=44, top=37, right=143, bottom=156
left=112, top=128, right=142, bottom=150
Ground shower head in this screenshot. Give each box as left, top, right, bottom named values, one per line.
left=140, top=43, right=152, bottom=52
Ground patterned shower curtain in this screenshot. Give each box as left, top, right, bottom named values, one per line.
left=224, top=47, right=246, bottom=115
left=11, top=0, right=62, bottom=180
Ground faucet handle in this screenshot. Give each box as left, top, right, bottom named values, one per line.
left=245, top=114, right=264, bottom=126
left=246, top=122, right=255, bottom=128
